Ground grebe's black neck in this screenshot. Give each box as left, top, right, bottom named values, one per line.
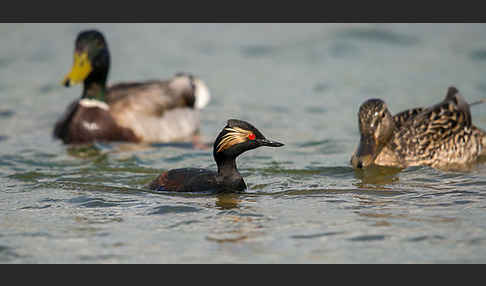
left=216, top=156, right=240, bottom=177
left=214, top=154, right=245, bottom=190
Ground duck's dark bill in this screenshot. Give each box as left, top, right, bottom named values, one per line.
left=259, top=139, right=284, bottom=147
left=352, top=135, right=377, bottom=168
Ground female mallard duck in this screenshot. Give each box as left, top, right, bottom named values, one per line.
left=149, top=119, right=284, bottom=193
left=351, top=86, right=486, bottom=170
left=54, top=29, right=211, bottom=145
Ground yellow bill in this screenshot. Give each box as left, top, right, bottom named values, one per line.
left=62, top=52, right=92, bottom=87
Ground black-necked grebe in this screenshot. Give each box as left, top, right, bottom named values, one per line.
left=149, top=119, right=284, bottom=193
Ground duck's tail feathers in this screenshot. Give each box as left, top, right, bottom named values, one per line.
left=193, top=78, right=211, bottom=109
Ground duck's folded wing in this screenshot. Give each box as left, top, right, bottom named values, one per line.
left=106, top=76, right=203, bottom=142
left=107, top=78, right=195, bottom=116
left=392, top=107, right=425, bottom=130
left=391, top=89, right=475, bottom=163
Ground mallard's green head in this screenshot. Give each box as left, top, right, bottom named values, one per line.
left=63, top=30, right=110, bottom=87
left=352, top=98, right=395, bottom=169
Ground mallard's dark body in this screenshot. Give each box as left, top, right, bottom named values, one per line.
left=149, top=119, right=284, bottom=193
left=351, top=87, right=486, bottom=170
left=54, top=99, right=138, bottom=144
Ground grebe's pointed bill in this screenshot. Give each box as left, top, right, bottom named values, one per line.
left=258, top=138, right=284, bottom=147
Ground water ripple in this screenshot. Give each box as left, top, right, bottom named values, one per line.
left=291, top=231, right=344, bottom=239
left=0, top=245, right=21, bottom=262
left=0, top=58, right=13, bottom=68
left=470, top=49, right=486, bottom=61
left=240, top=45, right=277, bottom=58
left=148, top=205, right=200, bottom=215
left=20, top=204, right=52, bottom=210
left=336, top=27, right=420, bottom=46
left=407, top=235, right=445, bottom=242
left=66, top=195, right=136, bottom=209
left=0, top=110, right=14, bottom=118
left=349, top=234, right=386, bottom=242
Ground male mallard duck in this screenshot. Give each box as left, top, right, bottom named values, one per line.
left=149, top=119, right=284, bottom=193
left=351, top=86, right=486, bottom=170
left=54, top=29, right=211, bottom=145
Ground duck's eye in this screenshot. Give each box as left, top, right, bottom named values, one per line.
left=248, top=133, right=256, bottom=140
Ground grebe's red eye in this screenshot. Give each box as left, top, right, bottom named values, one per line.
left=248, top=133, right=256, bottom=140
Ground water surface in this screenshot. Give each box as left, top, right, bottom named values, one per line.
left=2, top=23, right=486, bottom=263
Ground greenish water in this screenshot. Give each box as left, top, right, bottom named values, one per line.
left=2, top=23, right=486, bottom=263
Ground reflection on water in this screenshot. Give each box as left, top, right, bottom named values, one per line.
left=215, top=194, right=242, bottom=210
left=205, top=209, right=265, bottom=244
left=66, top=144, right=104, bottom=159
left=352, top=165, right=402, bottom=187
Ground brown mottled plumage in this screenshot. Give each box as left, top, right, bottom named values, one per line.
left=392, top=107, right=425, bottom=130
left=351, top=86, right=486, bottom=170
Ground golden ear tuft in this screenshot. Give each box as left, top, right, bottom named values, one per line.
left=216, top=127, right=253, bottom=153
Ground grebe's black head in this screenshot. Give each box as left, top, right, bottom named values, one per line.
left=62, top=30, right=110, bottom=87
left=352, top=98, right=395, bottom=169
left=213, top=119, right=284, bottom=163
